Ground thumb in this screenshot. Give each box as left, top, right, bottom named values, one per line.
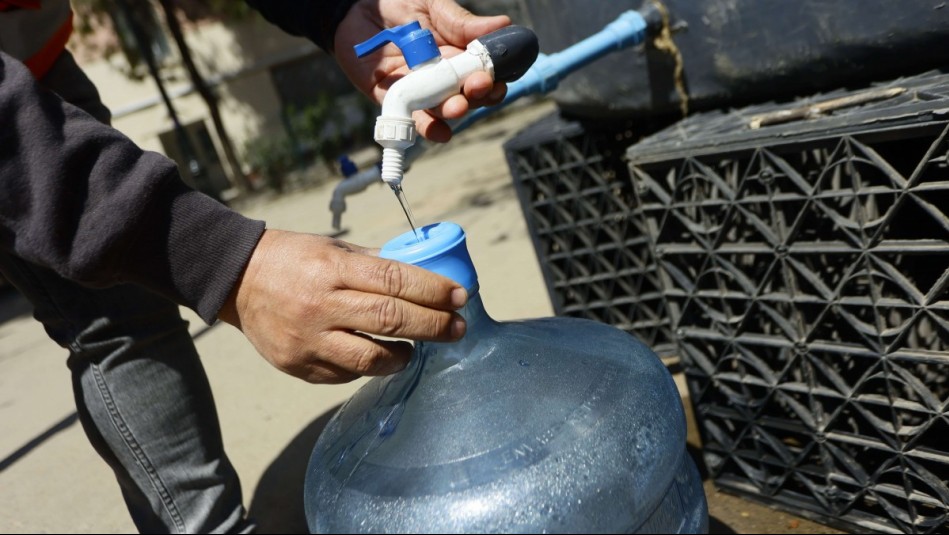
left=429, top=0, right=511, bottom=46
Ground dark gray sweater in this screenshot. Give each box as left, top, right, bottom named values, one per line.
left=0, top=0, right=357, bottom=323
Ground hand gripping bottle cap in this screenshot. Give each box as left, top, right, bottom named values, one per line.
left=379, top=222, right=478, bottom=293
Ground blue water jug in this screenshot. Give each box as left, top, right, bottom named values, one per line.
left=304, top=222, right=708, bottom=533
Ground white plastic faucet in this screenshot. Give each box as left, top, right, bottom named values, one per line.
left=355, top=22, right=538, bottom=187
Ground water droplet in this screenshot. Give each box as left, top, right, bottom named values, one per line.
left=392, top=184, right=420, bottom=241
left=379, top=420, right=396, bottom=437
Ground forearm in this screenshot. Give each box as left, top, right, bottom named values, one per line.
left=0, top=52, right=264, bottom=323
left=243, top=0, right=360, bottom=51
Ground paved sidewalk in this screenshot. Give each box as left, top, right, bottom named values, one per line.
left=0, top=101, right=838, bottom=533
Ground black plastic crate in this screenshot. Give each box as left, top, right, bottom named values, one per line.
left=504, top=114, right=675, bottom=356
left=628, top=72, right=949, bottom=533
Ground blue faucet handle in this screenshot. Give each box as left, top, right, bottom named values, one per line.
left=338, top=155, right=358, bottom=178
left=354, top=21, right=441, bottom=69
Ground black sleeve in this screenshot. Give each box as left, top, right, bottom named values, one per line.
left=0, top=52, right=265, bottom=323
left=244, top=0, right=361, bottom=52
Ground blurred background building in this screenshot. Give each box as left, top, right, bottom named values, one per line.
left=65, top=0, right=527, bottom=200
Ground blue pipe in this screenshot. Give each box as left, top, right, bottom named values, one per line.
left=451, top=10, right=650, bottom=133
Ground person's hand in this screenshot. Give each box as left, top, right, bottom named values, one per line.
left=218, top=230, right=467, bottom=384
left=334, top=0, right=510, bottom=142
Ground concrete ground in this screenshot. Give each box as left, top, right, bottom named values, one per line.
left=0, top=101, right=841, bottom=533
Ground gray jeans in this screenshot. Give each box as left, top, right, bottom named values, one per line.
left=0, top=51, right=252, bottom=533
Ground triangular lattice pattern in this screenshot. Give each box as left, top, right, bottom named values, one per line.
left=506, top=120, right=674, bottom=354
left=504, top=74, right=949, bottom=532
left=633, top=122, right=949, bottom=533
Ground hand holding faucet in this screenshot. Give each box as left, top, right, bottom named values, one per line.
left=334, top=0, right=512, bottom=144
left=335, top=0, right=539, bottom=187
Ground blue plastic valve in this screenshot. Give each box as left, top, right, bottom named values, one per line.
left=338, top=155, right=358, bottom=178
left=354, top=21, right=440, bottom=69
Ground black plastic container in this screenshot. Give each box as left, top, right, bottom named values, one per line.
left=627, top=71, right=949, bottom=534
left=504, top=115, right=675, bottom=357
left=522, top=0, right=949, bottom=121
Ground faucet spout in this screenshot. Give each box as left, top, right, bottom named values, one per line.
left=357, top=24, right=538, bottom=187
left=374, top=40, right=493, bottom=186
left=329, top=143, right=428, bottom=229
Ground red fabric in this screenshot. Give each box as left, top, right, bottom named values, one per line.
left=0, top=0, right=41, bottom=11
left=23, top=11, right=72, bottom=79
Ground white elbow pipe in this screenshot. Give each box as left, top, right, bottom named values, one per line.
left=355, top=23, right=537, bottom=187
left=381, top=42, right=493, bottom=118
left=374, top=41, right=493, bottom=186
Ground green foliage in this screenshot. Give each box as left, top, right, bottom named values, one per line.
left=244, top=94, right=378, bottom=192
left=286, top=93, right=344, bottom=168
left=243, top=136, right=295, bottom=192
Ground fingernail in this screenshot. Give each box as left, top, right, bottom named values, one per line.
left=451, top=316, right=467, bottom=340
left=451, top=287, right=468, bottom=308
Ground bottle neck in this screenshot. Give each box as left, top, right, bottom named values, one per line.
left=439, top=288, right=497, bottom=345
left=416, top=289, right=496, bottom=373
left=457, top=287, right=491, bottom=327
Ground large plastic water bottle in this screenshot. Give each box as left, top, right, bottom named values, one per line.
left=304, top=222, right=708, bottom=533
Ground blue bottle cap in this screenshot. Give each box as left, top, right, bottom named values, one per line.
left=379, top=222, right=478, bottom=292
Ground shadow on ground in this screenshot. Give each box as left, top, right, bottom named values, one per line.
left=688, top=444, right=735, bottom=534
left=248, top=405, right=340, bottom=533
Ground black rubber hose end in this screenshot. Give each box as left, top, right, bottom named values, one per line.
left=638, top=1, right=665, bottom=38
left=477, top=26, right=539, bottom=83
